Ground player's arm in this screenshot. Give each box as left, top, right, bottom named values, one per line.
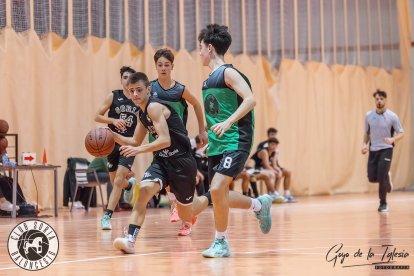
left=120, top=103, right=171, bottom=157
left=258, top=150, right=272, bottom=170
left=211, top=68, right=256, bottom=138
left=111, top=121, right=147, bottom=147
left=182, top=88, right=208, bottom=144
left=362, top=116, right=370, bottom=154
left=94, top=93, right=126, bottom=130
left=385, top=117, right=404, bottom=145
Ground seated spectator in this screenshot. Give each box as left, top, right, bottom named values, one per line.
left=250, top=138, right=286, bottom=203
left=272, top=141, right=297, bottom=202
left=256, top=127, right=297, bottom=202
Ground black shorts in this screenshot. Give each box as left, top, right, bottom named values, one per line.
left=141, top=154, right=197, bottom=205
left=367, top=148, right=393, bottom=183
left=107, top=143, right=135, bottom=172
left=208, top=151, right=249, bottom=182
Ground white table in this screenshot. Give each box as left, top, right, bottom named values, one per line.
left=0, top=165, right=60, bottom=218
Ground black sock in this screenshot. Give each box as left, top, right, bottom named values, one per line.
left=250, top=182, right=259, bottom=198
left=125, top=181, right=132, bottom=191
left=242, top=192, right=248, bottom=196
left=128, top=224, right=141, bottom=237
left=203, top=191, right=213, bottom=205
left=104, top=209, right=113, bottom=218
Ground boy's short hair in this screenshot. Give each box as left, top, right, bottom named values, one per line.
left=154, top=48, right=174, bottom=64
left=267, top=127, right=277, bottom=136
left=268, top=137, right=279, bottom=145
left=120, top=66, right=136, bottom=78
left=373, top=89, right=387, bottom=98
left=127, top=72, right=150, bottom=87
left=198, top=24, right=232, bottom=56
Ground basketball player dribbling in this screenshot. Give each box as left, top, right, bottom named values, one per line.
left=111, top=72, right=275, bottom=254
left=95, top=66, right=138, bottom=230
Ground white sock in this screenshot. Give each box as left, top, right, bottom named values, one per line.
left=215, top=231, right=228, bottom=240
left=167, top=192, right=176, bottom=202
left=250, top=198, right=262, bottom=212
left=284, top=190, right=291, bottom=197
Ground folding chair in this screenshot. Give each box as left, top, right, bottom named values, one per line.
left=70, top=163, right=106, bottom=212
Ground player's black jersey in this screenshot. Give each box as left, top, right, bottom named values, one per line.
left=138, top=97, right=191, bottom=159
left=251, top=148, right=275, bottom=169
left=150, top=80, right=188, bottom=126
left=107, top=90, right=139, bottom=137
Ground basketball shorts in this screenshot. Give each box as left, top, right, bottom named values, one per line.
left=208, top=150, right=250, bottom=182
left=107, top=143, right=135, bottom=172
left=141, top=154, right=197, bottom=205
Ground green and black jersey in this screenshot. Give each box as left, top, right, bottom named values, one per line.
left=138, top=98, right=191, bottom=159
left=148, top=80, right=188, bottom=142
left=202, top=64, right=254, bottom=156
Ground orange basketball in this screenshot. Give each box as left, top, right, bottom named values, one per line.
left=0, top=136, right=8, bottom=154
left=85, top=127, right=115, bottom=157
left=0, top=119, right=9, bottom=134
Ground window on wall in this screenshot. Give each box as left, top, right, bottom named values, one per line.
left=389, top=0, right=400, bottom=68
left=3, top=0, right=402, bottom=70
left=310, top=0, right=322, bottom=62
left=73, top=0, right=88, bottom=40
left=228, top=0, right=242, bottom=55
left=129, top=0, right=145, bottom=50
left=109, top=0, right=125, bottom=43
left=245, top=0, right=258, bottom=56
left=34, top=0, right=49, bottom=38
left=12, top=0, right=30, bottom=33
left=269, top=0, right=282, bottom=66
left=148, top=0, right=163, bottom=47
left=297, top=0, right=309, bottom=62
left=0, top=0, right=5, bottom=30
left=166, top=0, right=180, bottom=50
left=51, top=0, right=68, bottom=38
left=259, top=0, right=268, bottom=58
left=346, top=0, right=357, bottom=65
left=323, top=0, right=334, bottom=64
left=91, top=0, right=106, bottom=38
left=357, top=0, right=370, bottom=66
left=213, top=0, right=225, bottom=25
left=184, top=0, right=196, bottom=52
left=282, top=0, right=294, bottom=60
left=198, top=0, right=211, bottom=32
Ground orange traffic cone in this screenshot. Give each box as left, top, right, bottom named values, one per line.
left=42, top=148, right=47, bottom=165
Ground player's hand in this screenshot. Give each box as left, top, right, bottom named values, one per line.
left=384, top=137, right=394, bottom=145
left=198, top=130, right=208, bottom=145
left=211, top=120, right=232, bottom=138
left=361, top=145, right=369, bottom=154
left=113, top=119, right=127, bottom=131
left=274, top=167, right=282, bottom=176
left=196, top=170, right=204, bottom=184
left=119, top=145, right=141, bottom=157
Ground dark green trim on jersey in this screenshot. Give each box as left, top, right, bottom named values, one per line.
left=139, top=97, right=191, bottom=158
left=149, top=80, right=188, bottom=142
left=202, top=64, right=254, bottom=156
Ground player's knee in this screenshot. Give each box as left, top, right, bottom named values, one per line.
left=209, top=186, right=222, bottom=199
left=113, top=175, right=126, bottom=188
left=138, top=185, right=154, bottom=200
